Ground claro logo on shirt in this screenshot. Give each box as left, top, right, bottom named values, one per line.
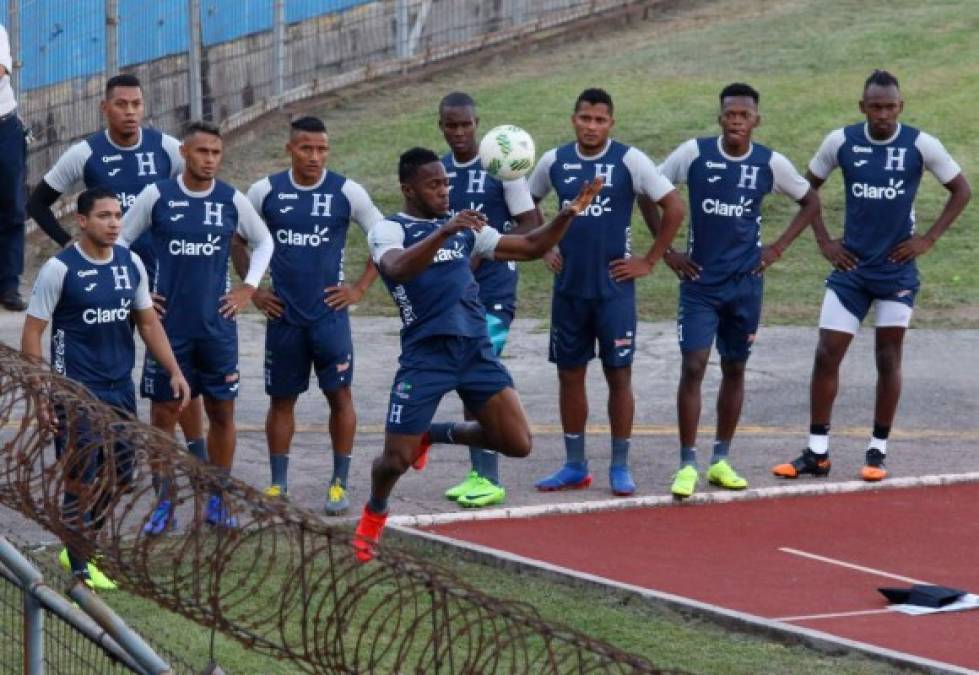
left=169, top=233, right=223, bottom=256
left=276, top=225, right=330, bottom=247
left=83, top=298, right=131, bottom=325
left=851, top=178, right=905, bottom=201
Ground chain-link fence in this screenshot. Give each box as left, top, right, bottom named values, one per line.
left=6, top=0, right=646, bottom=188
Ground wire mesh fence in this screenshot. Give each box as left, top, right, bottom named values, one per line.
left=0, top=343, right=675, bottom=674
left=6, top=0, right=648, bottom=188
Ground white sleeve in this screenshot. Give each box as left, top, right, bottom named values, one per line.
left=916, top=132, right=962, bottom=185
left=43, top=142, right=93, bottom=194
left=473, top=227, right=503, bottom=260
left=808, top=129, right=845, bottom=179
left=26, top=258, right=68, bottom=322
left=623, top=147, right=674, bottom=201
left=161, top=134, right=184, bottom=178
left=658, top=139, right=699, bottom=187
left=0, top=25, right=12, bottom=74
left=502, top=177, right=536, bottom=216
left=367, top=219, right=405, bottom=264
left=342, top=179, right=385, bottom=235
left=130, top=252, right=154, bottom=310
left=769, top=151, right=811, bottom=201
left=233, top=191, right=274, bottom=287
left=246, top=177, right=272, bottom=215
left=527, top=149, right=557, bottom=201
left=119, top=183, right=161, bottom=247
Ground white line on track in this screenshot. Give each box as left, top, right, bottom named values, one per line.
left=774, top=608, right=894, bottom=622
left=388, top=471, right=979, bottom=527
left=778, top=547, right=932, bottom=585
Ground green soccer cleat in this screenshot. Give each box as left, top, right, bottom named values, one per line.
left=444, top=470, right=481, bottom=501
left=671, top=465, right=699, bottom=500
left=706, top=459, right=748, bottom=490
left=263, top=484, right=288, bottom=500
left=324, top=479, right=349, bottom=517
left=59, top=547, right=117, bottom=591
left=457, top=477, right=506, bottom=508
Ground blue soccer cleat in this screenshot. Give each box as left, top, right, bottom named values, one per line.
left=143, top=500, right=176, bottom=536
left=205, top=495, right=239, bottom=529
left=534, top=463, right=592, bottom=492
left=609, top=465, right=636, bottom=496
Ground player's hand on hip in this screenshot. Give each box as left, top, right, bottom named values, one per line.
left=754, top=244, right=783, bottom=275
left=442, top=210, right=487, bottom=236
left=151, top=292, right=167, bottom=318
left=562, top=178, right=604, bottom=217
left=818, top=238, right=858, bottom=271
left=888, top=234, right=932, bottom=264
left=609, top=256, right=651, bottom=281
left=325, top=284, right=364, bottom=310
left=169, top=372, right=192, bottom=411
left=220, top=285, right=256, bottom=319
left=542, top=248, right=563, bottom=273
left=253, top=288, right=284, bottom=319
left=664, top=249, right=701, bottom=281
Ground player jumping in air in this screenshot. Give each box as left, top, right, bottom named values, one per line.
left=233, top=115, right=383, bottom=515
left=653, top=83, right=819, bottom=498
left=438, top=91, right=541, bottom=508
left=528, top=88, right=684, bottom=496
left=121, top=121, right=273, bottom=532
left=353, top=147, right=602, bottom=561
left=773, top=70, right=970, bottom=481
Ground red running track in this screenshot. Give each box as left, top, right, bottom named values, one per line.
left=427, top=482, right=979, bottom=671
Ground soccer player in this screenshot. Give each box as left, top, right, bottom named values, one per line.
left=22, top=187, right=190, bottom=588
left=773, top=70, right=970, bottom=481
left=121, top=121, right=274, bottom=532
left=528, top=88, right=684, bottom=496
left=26, top=73, right=210, bottom=468
left=438, top=91, right=541, bottom=508
left=233, top=115, right=383, bottom=515
left=0, top=22, right=27, bottom=312
left=655, top=83, right=819, bottom=498
left=353, top=148, right=602, bottom=561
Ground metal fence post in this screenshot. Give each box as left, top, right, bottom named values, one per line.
left=106, top=0, right=119, bottom=77
left=188, top=0, right=203, bottom=121
left=273, top=0, right=285, bottom=98
left=7, top=0, right=20, bottom=96
left=23, top=591, right=43, bottom=675
left=395, top=0, right=410, bottom=58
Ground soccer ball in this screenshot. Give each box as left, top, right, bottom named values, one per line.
left=479, top=125, right=535, bottom=181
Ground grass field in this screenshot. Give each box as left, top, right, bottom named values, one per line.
left=224, top=0, right=979, bottom=327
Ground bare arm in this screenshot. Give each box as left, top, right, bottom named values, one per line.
left=755, top=188, right=821, bottom=273
left=610, top=190, right=685, bottom=281
left=133, top=308, right=191, bottom=409
left=231, top=232, right=283, bottom=318
left=805, top=170, right=859, bottom=272
left=493, top=178, right=604, bottom=261
left=377, top=210, right=488, bottom=283
left=890, top=173, right=972, bottom=263
left=326, top=257, right=379, bottom=310
left=21, top=316, right=48, bottom=361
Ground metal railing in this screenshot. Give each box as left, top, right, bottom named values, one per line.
left=0, top=536, right=170, bottom=675
left=6, top=0, right=648, bottom=188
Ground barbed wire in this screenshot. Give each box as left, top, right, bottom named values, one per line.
left=0, top=343, right=676, bottom=674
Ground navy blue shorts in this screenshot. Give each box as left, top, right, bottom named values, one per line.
left=385, top=335, right=514, bottom=435
left=826, top=267, right=919, bottom=322
left=678, top=275, right=763, bottom=361
left=549, top=291, right=636, bottom=369
left=55, top=380, right=137, bottom=486
left=264, top=313, right=353, bottom=396
left=142, top=332, right=239, bottom=401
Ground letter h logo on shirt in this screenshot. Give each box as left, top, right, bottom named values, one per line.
left=885, top=147, right=906, bottom=172
left=594, top=164, right=614, bottom=186
left=110, top=265, right=132, bottom=290
left=738, top=165, right=760, bottom=190
left=203, top=201, right=224, bottom=226
left=466, top=170, right=487, bottom=194
left=311, top=193, right=333, bottom=217
left=135, top=152, right=157, bottom=177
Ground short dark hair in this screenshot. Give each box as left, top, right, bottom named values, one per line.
left=719, top=82, right=759, bottom=105
left=574, top=88, right=613, bottom=114
left=290, top=115, right=327, bottom=135
left=439, top=91, right=476, bottom=115
left=105, top=73, right=141, bottom=98
left=182, top=120, right=221, bottom=140
left=399, top=147, right=440, bottom=183
left=77, top=187, right=119, bottom=216
left=864, top=69, right=900, bottom=91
